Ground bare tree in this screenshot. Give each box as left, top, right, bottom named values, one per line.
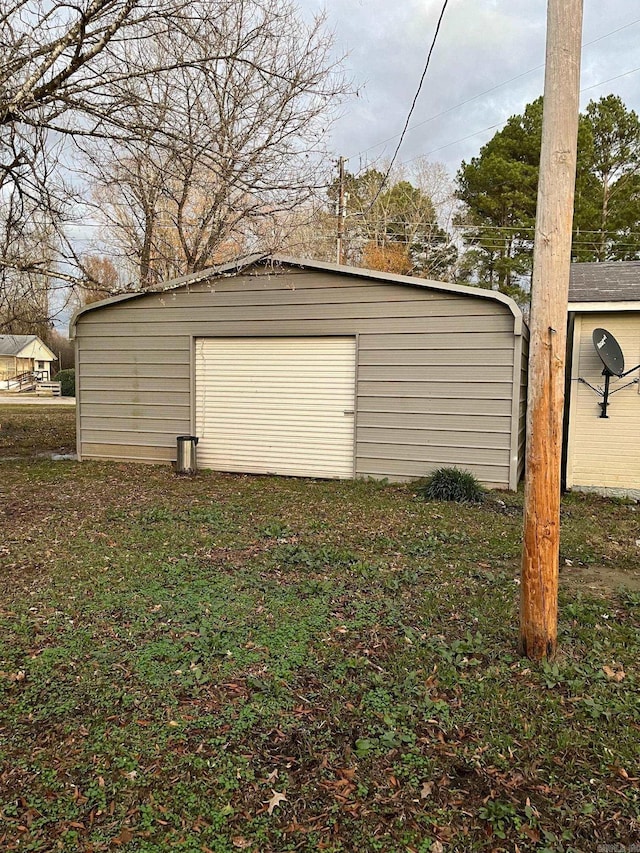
left=268, top=200, right=337, bottom=262
left=0, top=0, right=346, bottom=327
left=86, top=0, right=346, bottom=285
left=0, top=1, right=188, bottom=327
left=76, top=254, right=121, bottom=304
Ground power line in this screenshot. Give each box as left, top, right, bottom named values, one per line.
left=348, top=15, right=640, bottom=163
left=394, top=63, right=640, bottom=168
left=581, top=65, right=640, bottom=93
left=362, top=0, right=450, bottom=214
left=72, top=217, right=640, bottom=241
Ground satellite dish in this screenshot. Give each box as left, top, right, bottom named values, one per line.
left=580, top=327, right=640, bottom=418
left=592, top=328, right=625, bottom=377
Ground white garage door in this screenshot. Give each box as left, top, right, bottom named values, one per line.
left=195, top=337, right=356, bottom=478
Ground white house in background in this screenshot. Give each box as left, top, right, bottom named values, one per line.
left=0, top=335, right=57, bottom=391
left=565, top=261, right=640, bottom=499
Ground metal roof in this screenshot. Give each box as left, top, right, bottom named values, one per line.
left=569, top=261, right=640, bottom=303
left=0, top=334, right=38, bottom=356
left=70, top=254, right=524, bottom=337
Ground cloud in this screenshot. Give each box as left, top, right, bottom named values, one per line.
left=304, top=0, right=640, bottom=176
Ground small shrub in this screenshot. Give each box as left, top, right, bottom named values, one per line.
left=267, top=543, right=359, bottom=571
left=259, top=521, right=292, bottom=539
left=416, top=467, right=485, bottom=504
left=54, top=368, right=75, bottom=397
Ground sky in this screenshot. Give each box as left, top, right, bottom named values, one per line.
left=299, top=0, right=640, bottom=178
left=57, top=0, right=639, bottom=329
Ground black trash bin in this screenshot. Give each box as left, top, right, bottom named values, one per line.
left=176, top=435, right=199, bottom=474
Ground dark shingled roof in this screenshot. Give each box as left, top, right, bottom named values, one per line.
left=569, top=261, right=640, bottom=303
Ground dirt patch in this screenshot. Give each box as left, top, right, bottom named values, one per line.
left=561, top=562, right=640, bottom=594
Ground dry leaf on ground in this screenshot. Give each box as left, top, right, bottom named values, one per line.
left=267, top=789, right=287, bottom=815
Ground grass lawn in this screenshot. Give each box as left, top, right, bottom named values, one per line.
left=0, top=404, right=76, bottom=458
left=0, top=406, right=638, bottom=852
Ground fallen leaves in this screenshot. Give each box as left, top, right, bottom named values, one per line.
left=420, top=780, right=434, bottom=799
left=602, top=664, right=626, bottom=682
left=112, top=827, right=134, bottom=845
left=520, top=824, right=541, bottom=843
left=318, top=767, right=358, bottom=806
left=0, top=670, right=25, bottom=682
left=266, top=790, right=287, bottom=816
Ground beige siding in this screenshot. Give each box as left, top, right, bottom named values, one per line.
left=76, top=314, right=514, bottom=338
left=567, top=312, right=640, bottom=497
left=355, top=326, right=516, bottom=485
left=0, top=356, right=13, bottom=380
left=75, top=266, right=523, bottom=487
left=76, top=333, right=192, bottom=461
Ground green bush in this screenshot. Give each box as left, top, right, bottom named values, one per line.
left=54, top=368, right=75, bottom=397
left=416, top=467, right=485, bottom=504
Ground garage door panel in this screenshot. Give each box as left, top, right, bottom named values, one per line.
left=196, top=389, right=353, bottom=412
left=195, top=337, right=356, bottom=479
left=202, top=431, right=354, bottom=443
left=196, top=406, right=354, bottom=419
left=205, top=422, right=355, bottom=437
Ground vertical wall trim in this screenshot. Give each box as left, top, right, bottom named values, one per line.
left=508, top=327, right=524, bottom=491
left=353, top=333, right=359, bottom=478
left=565, top=313, right=582, bottom=489
left=561, top=312, right=576, bottom=491
left=75, top=337, right=82, bottom=461
left=189, top=335, right=196, bottom=443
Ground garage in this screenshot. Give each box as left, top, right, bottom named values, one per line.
left=70, top=254, right=528, bottom=489
left=195, top=337, right=356, bottom=478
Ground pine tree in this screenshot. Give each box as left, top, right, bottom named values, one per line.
left=456, top=95, right=640, bottom=301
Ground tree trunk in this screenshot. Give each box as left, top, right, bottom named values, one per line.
left=599, top=175, right=610, bottom=261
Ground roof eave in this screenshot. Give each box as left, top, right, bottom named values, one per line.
left=69, top=253, right=267, bottom=338
left=69, top=254, right=524, bottom=337
left=568, top=300, right=640, bottom=312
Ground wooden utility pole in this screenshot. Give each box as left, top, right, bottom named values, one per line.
left=336, top=156, right=346, bottom=265
left=520, top=0, right=583, bottom=661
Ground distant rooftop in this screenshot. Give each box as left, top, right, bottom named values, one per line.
left=569, top=261, right=640, bottom=303
left=0, top=334, right=38, bottom=356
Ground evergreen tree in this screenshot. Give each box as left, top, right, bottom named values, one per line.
left=456, top=98, right=542, bottom=303
left=456, top=95, right=640, bottom=301
left=574, top=95, right=640, bottom=261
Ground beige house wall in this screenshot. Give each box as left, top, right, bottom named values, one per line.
left=567, top=311, right=640, bottom=498
left=0, top=356, right=15, bottom=381
left=0, top=356, right=32, bottom=380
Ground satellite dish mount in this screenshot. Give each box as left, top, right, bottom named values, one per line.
left=578, top=328, right=640, bottom=418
